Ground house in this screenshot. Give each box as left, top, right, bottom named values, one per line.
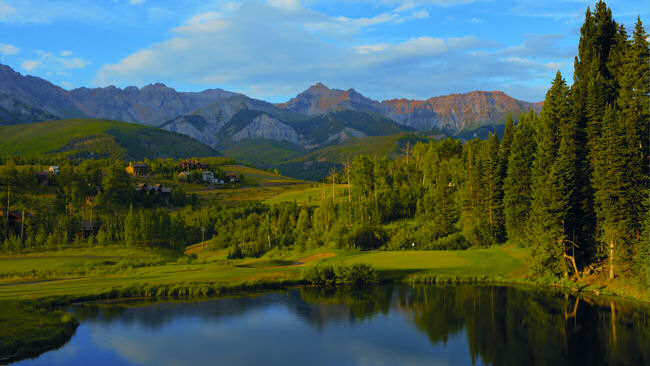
left=48, top=166, right=59, bottom=175
left=126, top=162, right=152, bottom=177
left=178, top=171, right=190, bottom=180
left=135, top=183, right=172, bottom=195
left=202, top=171, right=215, bottom=183
left=178, top=160, right=209, bottom=171
left=0, top=210, right=26, bottom=224
left=227, top=172, right=240, bottom=183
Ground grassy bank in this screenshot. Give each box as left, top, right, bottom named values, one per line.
left=0, top=300, right=78, bottom=364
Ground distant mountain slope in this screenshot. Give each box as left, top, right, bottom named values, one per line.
left=274, top=83, right=541, bottom=132
left=0, top=119, right=218, bottom=160
left=380, top=91, right=543, bottom=131
left=273, top=133, right=431, bottom=181
left=0, top=62, right=541, bottom=154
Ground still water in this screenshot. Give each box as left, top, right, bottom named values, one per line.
left=12, top=285, right=650, bottom=366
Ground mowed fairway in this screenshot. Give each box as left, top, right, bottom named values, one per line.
left=332, top=247, right=525, bottom=280
left=0, top=246, right=526, bottom=300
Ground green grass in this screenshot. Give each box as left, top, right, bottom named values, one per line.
left=0, top=245, right=526, bottom=300
left=0, top=300, right=78, bottom=363
left=219, top=164, right=301, bottom=185
left=264, top=184, right=347, bottom=205
left=222, top=139, right=303, bottom=167
left=0, top=119, right=218, bottom=160
left=318, top=247, right=524, bottom=281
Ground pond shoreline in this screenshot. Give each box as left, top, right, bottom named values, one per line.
left=2, top=275, right=647, bottom=365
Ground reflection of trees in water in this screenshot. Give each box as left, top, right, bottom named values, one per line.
left=294, top=287, right=393, bottom=329
left=73, top=285, right=649, bottom=365
left=74, top=292, right=293, bottom=330
left=398, top=285, right=650, bottom=366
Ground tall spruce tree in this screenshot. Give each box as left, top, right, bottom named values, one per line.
left=569, top=1, right=620, bottom=263
left=504, top=112, right=537, bottom=246
left=483, top=132, right=505, bottom=243
left=614, top=17, right=649, bottom=286
left=592, top=105, right=629, bottom=279
left=528, top=72, right=571, bottom=276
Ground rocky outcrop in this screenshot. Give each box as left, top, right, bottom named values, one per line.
left=274, top=83, right=540, bottom=132
left=379, top=91, right=540, bottom=131
left=277, top=82, right=381, bottom=116
left=232, top=114, right=300, bottom=145
left=0, top=92, right=57, bottom=125
left=69, top=83, right=238, bottom=126
left=161, top=115, right=219, bottom=147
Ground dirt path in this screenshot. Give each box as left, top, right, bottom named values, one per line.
left=267, top=252, right=335, bottom=269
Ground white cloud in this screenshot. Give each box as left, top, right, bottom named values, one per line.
left=96, top=0, right=559, bottom=102
left=470, top=17, right=483, bottom=24
left=267, top=0, right=302, bottom=11
left=411, top=10, right=430, bottom=19
left=501, top=34, right=573, bottom=58
left=21, top=60, right=40, bottom=71
left=0, top=42, right=19, bottom=55
left=60, top=81, right=74, bottom=89
left=21, top=50, right=90, bottom=73
left=129, top=0, right=146, bottom=4
left=0, top=2, right=17, bottom=22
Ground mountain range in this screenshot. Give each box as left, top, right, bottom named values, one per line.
left=0, top=63, right=542, bottom=154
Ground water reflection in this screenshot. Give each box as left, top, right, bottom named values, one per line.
left=13, top=285, right=650, bottom=366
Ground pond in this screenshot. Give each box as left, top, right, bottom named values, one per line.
left=10, top=285, right=650, bottom=366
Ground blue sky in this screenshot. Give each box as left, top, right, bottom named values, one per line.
left=0, top=0, right=646, bottom=102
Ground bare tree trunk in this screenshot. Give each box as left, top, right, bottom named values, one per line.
left=564, top=253, right=579, bottom=280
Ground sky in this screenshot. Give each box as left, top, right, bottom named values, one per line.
left=0, top=0, right=646, bottom=103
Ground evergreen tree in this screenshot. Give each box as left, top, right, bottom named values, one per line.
left=528, top=72, right=571, bottom=276
left=124, top=205, right=138, bottom=246
left=483, top=131, right=504, bottom=243
left=617, top=18, right=650, bottom=286
left=504, top=112, right=537, bottom=245
left=592, top=105, right=629, bottom=279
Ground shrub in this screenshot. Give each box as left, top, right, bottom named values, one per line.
left=350, top=225, right=388, bottom=250
left=227, top=243, right=243, bottom=260
left=303, top=263, right=378, bottom=287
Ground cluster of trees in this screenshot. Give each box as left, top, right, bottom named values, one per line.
left=0, top=159, right=194, bottom=252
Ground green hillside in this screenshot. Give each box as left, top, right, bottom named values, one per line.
left=0, top=119, right=218, bottom=160
left=275, top=133, right=431, bottom=181
left=222, top=138, right=304, bottom=167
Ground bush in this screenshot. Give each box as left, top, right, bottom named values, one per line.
left=335, top=263, right=378, bottom=286
left=428, top=232, right=470, bottom=250
left=227, top=243, right=243, bottom=260
left=303, top=263, right=378, bottom=287
left=350, top=225, right=388, bottom=250
left=303, top=264, right=336, bottom=286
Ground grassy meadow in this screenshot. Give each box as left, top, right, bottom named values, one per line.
left=0, top=243, right=528, bottom=300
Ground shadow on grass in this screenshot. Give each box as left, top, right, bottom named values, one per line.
left=236, top=260, right=295, bottom=269
left=378, top=269, right=428, bottom=282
